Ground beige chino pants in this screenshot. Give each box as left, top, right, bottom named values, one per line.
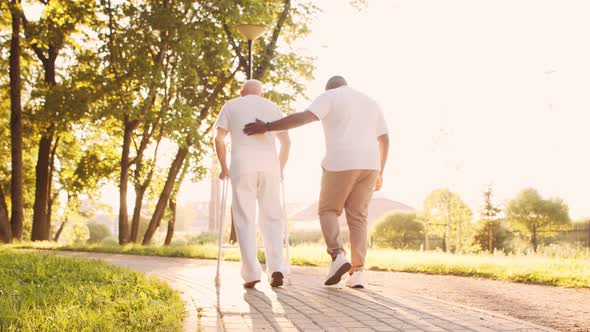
left=318, top=169, right=379, bottom=272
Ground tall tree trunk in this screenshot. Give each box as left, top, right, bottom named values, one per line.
left=142, top=146, right=189, bottom=245
left=53, top=217, right=68, bottom=242
left=22, top=6, right=58, bottom=242
left=53, top=195, right=72, bottom=242
left=31, top=132, right=53, bottom=241
left=118, top=117, right=138, bottom=244
left=164, top=198, right=176, bottom=246
left=164, top=158, right=190, bottom=246
left=130, top=123, right=162, bottom=242
left=130, top=186, right=147, bottom=242
left=9, top=0, right=23, bottom=240
left=46, top=136, right=59, bottom=239
left=0, top=183, right=12, bottom=243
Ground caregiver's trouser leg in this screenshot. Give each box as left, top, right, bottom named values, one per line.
left=318, top=169, right=379, bottom=272
left=231, top=171, right=284, bottom=282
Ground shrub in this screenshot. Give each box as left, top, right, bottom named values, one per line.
left=187, top=232, right=218, bottom=245
left=87, top=222, right=113, bottom=244
left=372, top=212, right=423, bottom=249
left=170, top=238, right=188, bottom=247
left=473, top=219, right=514, bottom=252
left=287, top=229, right=324, bottom=245
left=100, top=236, right=119, bottom=246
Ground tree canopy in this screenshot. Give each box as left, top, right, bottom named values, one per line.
left=0, top=0, right=319, bottom=245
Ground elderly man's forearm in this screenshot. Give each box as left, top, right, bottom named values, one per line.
left=268, top=111, right=318, bottom=131
left=215, top=141, right=228, bottom=169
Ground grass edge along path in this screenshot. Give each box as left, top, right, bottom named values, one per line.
left=6, top=242, right=590, bottom=289
left=0, top=249, right=186, bottom=332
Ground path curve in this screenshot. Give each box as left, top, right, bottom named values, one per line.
left=45, top=251, right=565, bottom=332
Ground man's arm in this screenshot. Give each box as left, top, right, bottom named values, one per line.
left=277, top=131, right=291, bottom=177
left=214, top=128, right=230, bottom=179
left=243, top=111, right=318, bottom=135
left=375, top=134, right=390, bottom=191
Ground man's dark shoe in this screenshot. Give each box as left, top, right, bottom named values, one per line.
left=243, top=280, right=260, bottom=289
left=270, top=272, right=284, bottom=287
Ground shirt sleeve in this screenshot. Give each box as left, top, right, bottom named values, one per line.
left=273, top=105, right=284, bottom=121
left=214, top=104, right=229, bottom=130
left=376, top=106, right=388, bottom=136
left=307, top=92, right=332, bottom=120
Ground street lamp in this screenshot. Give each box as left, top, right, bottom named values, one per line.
left=236, top=24, right=267, bottom=79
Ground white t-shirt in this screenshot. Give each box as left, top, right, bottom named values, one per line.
left=307, top=86, right=388, bottom=172
left=215, top=95, right=284, bottom=177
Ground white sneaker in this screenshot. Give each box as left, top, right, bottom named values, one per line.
left=345, top=271, right=365, bottom=289
left=324, top=253, right=351, bottom=285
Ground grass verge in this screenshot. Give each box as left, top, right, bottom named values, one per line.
left=6, top=241, right=590, bottom=288
left=0, top=249, right=185, bottom=332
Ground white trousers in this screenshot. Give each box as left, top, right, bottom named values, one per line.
left=231, top=171, right=285, bottom=282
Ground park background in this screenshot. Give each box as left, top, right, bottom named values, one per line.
left=1, top=1, right=590, bottom=330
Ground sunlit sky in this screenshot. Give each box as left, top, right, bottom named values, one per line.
left=31, top=0, right=587, bottom=219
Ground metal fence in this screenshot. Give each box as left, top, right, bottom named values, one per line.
left=371, top=221, right=590, bottom=252
left=537, top=221, right=590, bottom=248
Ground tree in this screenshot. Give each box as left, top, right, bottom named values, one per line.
left=424, top=189, right=473, bottom=253
left=9, top=0, right=23, bottom=241
left=21, top=0, right=96, bottom=241
left=473, top=219, right=513, bottom=253
left=372, top=212, right=423, bottom=249
left=505, top=188, right=570, bottom=251
left=480, top=186, right=502, bottom=252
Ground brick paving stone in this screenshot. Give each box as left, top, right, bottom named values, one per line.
left=52, top=252, right=556, bottom=332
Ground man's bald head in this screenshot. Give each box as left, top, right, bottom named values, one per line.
left=325, top=75, right=347, bottom=90
left=241, top=79, right=264, bottom=96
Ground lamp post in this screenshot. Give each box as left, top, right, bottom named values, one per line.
left=236, top=24, right=267, bottom=79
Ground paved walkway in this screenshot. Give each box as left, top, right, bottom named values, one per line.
left=54, top=252, right=554, bottom=332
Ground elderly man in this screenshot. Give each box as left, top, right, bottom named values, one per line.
left=244, top=76, right=389, bottom=288
left=214, top=79, right=290, bottom=288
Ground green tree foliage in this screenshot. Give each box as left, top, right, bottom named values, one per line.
left=372, top=212, right=423, bottom=249
left=505, top=188, right=570, bottom=250
left=424, top=189, right=473, bottom=253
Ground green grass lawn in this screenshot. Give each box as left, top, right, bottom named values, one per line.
left=0, top=249, right=185, bottom=332
left=7, top=241, right=590, bottom=288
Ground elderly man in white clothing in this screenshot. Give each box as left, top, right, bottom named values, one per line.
left=214, top=79, right=290, bottom=289
left=244, top=76, right=389, bottom=289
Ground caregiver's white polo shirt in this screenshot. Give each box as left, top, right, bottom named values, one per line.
left=307, top=86, right=388, bottom=172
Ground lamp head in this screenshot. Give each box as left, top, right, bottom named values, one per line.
left=236, top=24, right=267, bottom=40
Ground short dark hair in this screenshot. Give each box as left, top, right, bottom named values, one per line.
left=325, top=75, right=347, bottom=90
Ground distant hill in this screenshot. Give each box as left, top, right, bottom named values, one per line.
left=290, top=198, right=415, bottom=226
